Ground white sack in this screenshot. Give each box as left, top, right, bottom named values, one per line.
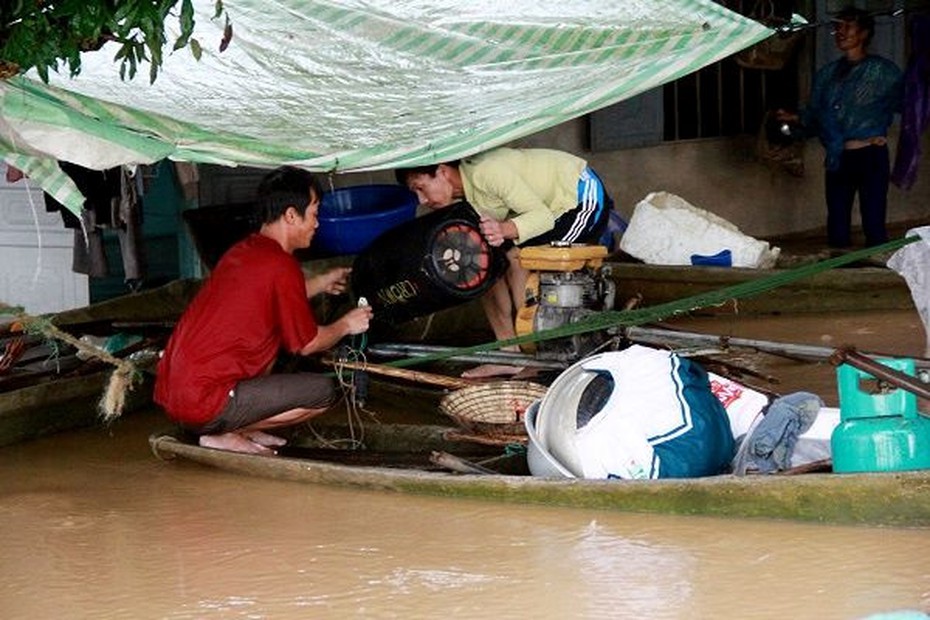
left=619, top=191, right=780, bottom=268
left=708, top=372, right=769, bottom=439
left=887, top=226, right=930, bottom=356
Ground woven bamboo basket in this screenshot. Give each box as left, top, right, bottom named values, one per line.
left=439, top=381, right=548, bottom=437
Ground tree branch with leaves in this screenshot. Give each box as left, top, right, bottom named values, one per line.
left=0, top=0, right=232, bottom=83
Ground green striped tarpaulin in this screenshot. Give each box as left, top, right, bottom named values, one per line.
left=0, top=0, right=772, bottom=210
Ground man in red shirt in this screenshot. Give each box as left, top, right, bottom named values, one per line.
left=155, top=167, right=373, bottom=454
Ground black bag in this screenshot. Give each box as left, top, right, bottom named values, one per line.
left=351, top=202, right=508, bottom=325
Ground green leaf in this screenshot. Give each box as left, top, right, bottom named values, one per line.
left=135, top=41, right=150, bottom=63
left=189, top=37, right=202, bottom=61
left=113, top=3, right=136, bottom=22
left=1, top=0, right=231, bottom=82
left=179, top=0, right=195, bottom=36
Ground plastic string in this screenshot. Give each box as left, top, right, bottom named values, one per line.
left=19, top=176, right=46, bottom=289
left=328, top=333, right=376, bottom=449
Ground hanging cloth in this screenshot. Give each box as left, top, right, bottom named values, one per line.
left=891, top=14, right=930, bottom=190
left=114, top=166, right=146, bottom=284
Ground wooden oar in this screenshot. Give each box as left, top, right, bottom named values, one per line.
left=322, top=358, right=475, bottom=390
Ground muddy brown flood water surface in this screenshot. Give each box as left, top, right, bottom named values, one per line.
left=1, top=310, right=929, bottom=619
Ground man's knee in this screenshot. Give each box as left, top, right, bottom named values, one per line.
left=310, top=374, right=338, bottom=409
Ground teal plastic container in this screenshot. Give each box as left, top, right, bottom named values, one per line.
left=831, top=411, right=930, bottom=473
left=832, top=359, right=930, bottom=473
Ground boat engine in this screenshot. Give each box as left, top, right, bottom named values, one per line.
left=351, top=202, right=509, bottom=326
left=516, top=245, right=616, bottom=361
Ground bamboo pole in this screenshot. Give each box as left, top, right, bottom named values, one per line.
left=323, top=358, right=475, bottom=390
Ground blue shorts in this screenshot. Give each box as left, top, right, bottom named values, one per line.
left=522, top=167, right=612, bottom=246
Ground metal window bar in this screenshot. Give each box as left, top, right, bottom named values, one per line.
left=717, top=63, right=724, bottom=137
left=696, top=70, right=703, bottom=138
left=665, top=0, right=795, bottom=141
left=666, top=56, right=789, bottom=140
left=740, top=65, right=746, bottom=134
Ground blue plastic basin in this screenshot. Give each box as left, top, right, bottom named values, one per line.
left=315, top=184, right=418, bottom=256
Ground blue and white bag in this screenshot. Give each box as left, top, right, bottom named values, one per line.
left=538, top=345, right=735, bottom=479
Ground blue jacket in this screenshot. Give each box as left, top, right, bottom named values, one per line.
left=803, top=54, right=903, bottom=171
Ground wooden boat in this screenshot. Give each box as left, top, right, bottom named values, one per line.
left=142, top=264, right=930, bottom=526
left=605, top=225, right=919, bottom=316
left=606, top=260, right=913, bottom=316
left=0, top=364, right=151, bottom=449
left=149, top=421, right=930, bottom=527
left=0, top=279, right=199, bottom=447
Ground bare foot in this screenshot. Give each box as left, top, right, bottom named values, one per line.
left=461, top=364, right=525, bottom=379
left=199, top=432, right=276, bottom=455
left=243, top=430, right=287, bottom=447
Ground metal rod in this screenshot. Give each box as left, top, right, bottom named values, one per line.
left=368, top=343, right=568, bottom=369
left=774, top=7, right=907, bottom=35
left=625, top=326, right=930, bottom=369
left=830, top=347, right=930, bottom=402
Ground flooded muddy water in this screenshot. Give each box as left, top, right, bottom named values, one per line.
left=665, top=309, right=928, bottom=412
left=1, top=309, right=929, bottom=619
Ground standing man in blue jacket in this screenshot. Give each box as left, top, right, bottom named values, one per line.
left=780, top=7, right=903, bottom=248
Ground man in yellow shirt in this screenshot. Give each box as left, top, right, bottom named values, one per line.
left=396, top=147, right=613, bottom=376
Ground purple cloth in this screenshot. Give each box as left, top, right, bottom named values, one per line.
left=892, top=15, right=930, bottom=190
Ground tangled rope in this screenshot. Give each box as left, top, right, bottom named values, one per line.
left=4, top=309, right=139, bottom=422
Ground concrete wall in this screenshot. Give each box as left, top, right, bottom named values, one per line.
left=512, top=121, right=929, bottom=239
